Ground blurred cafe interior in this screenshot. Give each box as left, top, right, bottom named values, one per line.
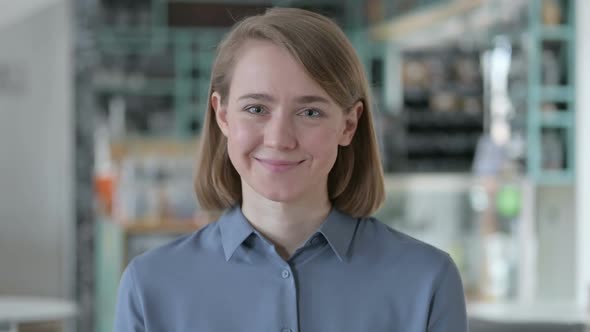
left=0, top=0, right=589, bottom=331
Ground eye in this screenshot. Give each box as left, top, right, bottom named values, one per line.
left=300, top=108, right=322, bottom=118
left=245, top=105, right=265, bottom=115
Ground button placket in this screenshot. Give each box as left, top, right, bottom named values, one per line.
left=279, top=265, right=297, bottom=332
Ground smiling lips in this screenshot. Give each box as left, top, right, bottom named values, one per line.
left=255, top=158, right=304, bottom=172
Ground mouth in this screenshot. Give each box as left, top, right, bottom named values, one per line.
left=255, top=158, right=305, bottom=172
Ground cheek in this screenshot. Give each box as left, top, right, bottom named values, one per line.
left=226, top=118, right=260, bottom=156
left=228, top=123, right=251, bottom=142
left=302, top=126, right=341, bottom=156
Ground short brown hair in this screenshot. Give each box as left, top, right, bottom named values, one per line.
left=195, top=7, right=385, bottom=217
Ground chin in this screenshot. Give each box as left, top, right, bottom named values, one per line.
left=256, top=187, right=304, bottom=204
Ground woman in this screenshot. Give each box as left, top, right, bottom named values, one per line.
left=114, top=8, right=468, bottom=332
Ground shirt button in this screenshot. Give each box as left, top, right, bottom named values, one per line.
left=281, top=269, right=290, bottom=279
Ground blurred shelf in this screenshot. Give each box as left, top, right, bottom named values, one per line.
left=538, top=26, right=574, bottom=41
left=120, top=218, right=212, bottom=235
left=370, top=0, right=482, bottom=42
left=95, top=29, right=169, bottom=53
left=109, top=137, right=199, bottom=164
left=93, top=77, right=177, bottom=96
left=93, top=25, right=223, bottom=136
left=95, top=27, right=227, bottom=51
left=406, top=111, right=483, bottom=128
left=383, top=173, right=475, bottom=192
left=539, top=86, right=574, bottom=102
left=534, top=171, right=575, bottom=186
left=527, top=0, right=576, bottom=184
left=540, top=111, right=574, bottom=128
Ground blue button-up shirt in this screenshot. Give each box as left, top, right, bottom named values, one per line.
left=114, top=206, right=467, bottom=331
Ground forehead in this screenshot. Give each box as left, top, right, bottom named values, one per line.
left=228, top=40, right=332, bottom=101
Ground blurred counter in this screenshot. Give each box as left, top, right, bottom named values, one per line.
left=468, top=301, right=589, bottom=332
left=468, top=301, right=589, bottom=325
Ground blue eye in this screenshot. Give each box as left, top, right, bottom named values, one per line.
left=301, top=108, right=322, bottom=118
left=245, top=105, right=264, bottom=115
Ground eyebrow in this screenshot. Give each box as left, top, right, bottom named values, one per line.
left=296, top=95, right=331, bottom=104
left=237, top=93, right=331, bottom=104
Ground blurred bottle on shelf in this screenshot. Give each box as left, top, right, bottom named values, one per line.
left=541, top=129, right=565, bottom=170
left=93, top=123, right=116, bottom=216
left=542, top=49, right=560, bottom=86
left=542, top=0, right=563, bottom=26
left=112, top=145, right=200, bottom=224
left=430, top=91, right=458, bottom=113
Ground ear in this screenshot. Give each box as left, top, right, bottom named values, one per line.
left=211, top=91, right=229, bottom=137
left=339, top=100, right=363, bottom=146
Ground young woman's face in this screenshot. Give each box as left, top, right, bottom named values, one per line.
left=212, top=40, right=361, bottom=204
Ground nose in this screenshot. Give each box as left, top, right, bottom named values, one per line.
left=264, top=111, right=297, bottom=150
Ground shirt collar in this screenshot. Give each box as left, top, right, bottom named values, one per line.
left=219, top=206, right=256, bottom=261
left=317, top=207, right=359, bottom=262
left=218, top=205, right=359, bottom=262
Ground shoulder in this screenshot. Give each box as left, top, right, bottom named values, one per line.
left=129, top=221, right=223, bottom=279
left=354, top=216, right=455, bottom=278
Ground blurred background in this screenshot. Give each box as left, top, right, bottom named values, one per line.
left=0, top=0, right=589, bottom=331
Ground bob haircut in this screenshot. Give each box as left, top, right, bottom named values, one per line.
left=195, top=7, right=385, bottom=218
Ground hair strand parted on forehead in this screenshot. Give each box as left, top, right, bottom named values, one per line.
left=195, top=7, right=385, bottom=217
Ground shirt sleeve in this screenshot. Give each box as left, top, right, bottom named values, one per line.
left=114, top=261, right=146, bottom=332
left=427, top=255, right=468, bottom=332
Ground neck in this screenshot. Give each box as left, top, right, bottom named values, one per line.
left=240, top=183, right=332, bottom=260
